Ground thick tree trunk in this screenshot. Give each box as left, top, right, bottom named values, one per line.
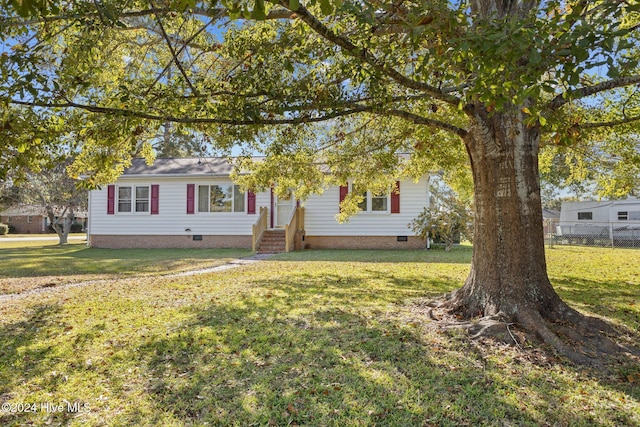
left=440, top=106, right=623, bottom=363
left=427, top=105, right=637, bottom=364
left=452, top=106, right=568, bottom=318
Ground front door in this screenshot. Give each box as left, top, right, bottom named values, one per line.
left=274, top=191, right=293, bottom=228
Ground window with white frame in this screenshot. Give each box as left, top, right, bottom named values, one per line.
left=618, top=211, right=628, bottom=220
left=371, top=191, right=388, bottom=212
left=27, top=216, right=33, bottom=223
left=135, top=186, right=150, bottom=212
left=198, top=184, right=245, bottom=213
left=118, top=185, right=149, bottom=213
left=352, top=184, right=390, bottom=213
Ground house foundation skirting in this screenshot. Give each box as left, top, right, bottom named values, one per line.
left=89, top=234, right=252, bottom=249
left=303, top=235, right=425, bottom=250
left=90, top=234, right=425, bottom=250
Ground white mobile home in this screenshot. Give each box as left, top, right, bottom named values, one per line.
left=560, top=200, right=640, bottom=223
left=87, top=158, right=430, bottom=251
left=558, top=199, right=640, bottom=244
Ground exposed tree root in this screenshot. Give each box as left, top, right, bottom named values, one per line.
left=416, top=294, right=640, bottom=367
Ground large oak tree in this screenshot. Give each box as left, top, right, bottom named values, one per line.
left=1, top=0, right=639, bottom=362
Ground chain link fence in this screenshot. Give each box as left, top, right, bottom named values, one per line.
left=546, top=219, right=640, bottom=249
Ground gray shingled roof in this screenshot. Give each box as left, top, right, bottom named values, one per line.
left=123, top=154, right=413, bottom=177
left=122, top=158, right=239, bottom=176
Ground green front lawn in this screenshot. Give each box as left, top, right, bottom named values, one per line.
left=0, top=241, right=252, bottom=295
left=0, top=246, right=638, bottom=426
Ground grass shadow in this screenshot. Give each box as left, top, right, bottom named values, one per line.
left=127, top=300, right=544, bottom=426
left=0, top=304, right=66, bottom=425
left=109, top=267, right=637, bottom=426
left=553, top=277, right=639, bottom=331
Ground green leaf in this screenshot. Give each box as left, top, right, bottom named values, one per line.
left=251, top=8, right=266, bottom=20
left=528, top=50, right=542, bottom=65
left=319, top=0, right=333, bottom=15
left=571, top=46, right=589, bottom=62
left=284, top=61, right=294, bottom=73
left=252, top=0, right=266, bottom=20
left=539, top=116, right=547, bottom=126
left=289, top=0, right=300, bottom=11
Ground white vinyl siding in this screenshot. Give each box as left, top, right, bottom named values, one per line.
left=90, top=176, right=430, bottom=238
left=303, top=177, right=429, bottom=236
left=90, top=178, right=268, bottom=236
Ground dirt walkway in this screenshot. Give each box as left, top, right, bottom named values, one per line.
left=0, top=254, right=273, bottom=303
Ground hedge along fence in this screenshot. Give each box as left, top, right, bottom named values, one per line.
left=546, top=219, right=640, bottom=249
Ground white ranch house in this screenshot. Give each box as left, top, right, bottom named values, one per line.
left=87, top=158, right=430, bottom=252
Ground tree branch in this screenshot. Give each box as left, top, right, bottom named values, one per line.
left=10, top=97, right=466, bottom=136
left=279, top=1, right=461, bottom=106
left=574, top=114, right=640, bottom=129
left=549, top=75, right=640, bottom=110
left=118, top=25, right=223, bottom=52
left=1, top=7, right=169, bottom=28
left=141, top=15, right=217, bottom=97
left=9, top=98, right=371, bottom=125
left=0, top=6, right=292, bottom=28
left=384, top=109, right=467, bottom=137
left=149, top=0, right=198, bottom=95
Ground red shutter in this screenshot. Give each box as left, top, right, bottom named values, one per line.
left=247, top=191, right=256, bottom=214
left=339, top=185, right=348, bottom=202
left=107, top=185, right=115, bottom=215
left=391, top=181, right=400, bottom=214
left=151, top=184, right=159, bottom=215
left=339, top=185, right=348, bottom=212
left=186, top=184, right=195, bottom=214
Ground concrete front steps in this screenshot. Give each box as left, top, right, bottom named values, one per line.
left=256, top=229, right=286, bottom=254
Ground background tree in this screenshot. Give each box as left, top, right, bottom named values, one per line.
left=539, top=140, right=640, bottom=205
left=21, top=158, right=88, bottom=245
left=2, top=0, right=640, bottom=362
left=0, top=183, right=20, bottom=211
left=3, top=145, right=88, bottom=244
